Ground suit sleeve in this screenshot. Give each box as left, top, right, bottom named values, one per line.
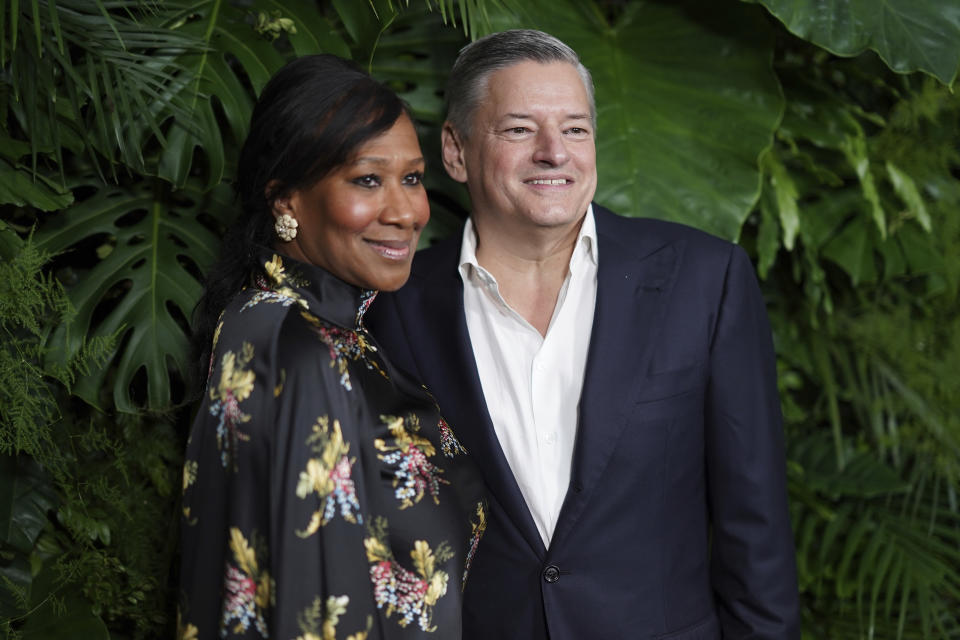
left=704, top=245, right=801, bottom=639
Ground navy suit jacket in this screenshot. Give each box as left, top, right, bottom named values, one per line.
left=367, top=205, right=800, bottom=639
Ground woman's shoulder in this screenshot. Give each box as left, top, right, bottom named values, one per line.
left=208, top=286, right=323, bottom=371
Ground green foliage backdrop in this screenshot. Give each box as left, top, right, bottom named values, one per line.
left=1, top=1, right=958, bottom=638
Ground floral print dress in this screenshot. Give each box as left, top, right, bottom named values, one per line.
left=179, top=252, right=487, bottom=640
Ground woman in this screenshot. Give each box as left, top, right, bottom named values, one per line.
left=179, top=55, right=486, bottom=640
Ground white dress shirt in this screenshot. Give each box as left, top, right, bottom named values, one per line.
left=459, top=206, right=598, bottom=547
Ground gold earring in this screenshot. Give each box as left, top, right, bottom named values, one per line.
left=275, top=213, right=298, bottom=241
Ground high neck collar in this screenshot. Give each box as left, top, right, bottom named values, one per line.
left=253, top=248, right=377, bottom=330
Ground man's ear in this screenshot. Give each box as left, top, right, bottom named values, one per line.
left=441, top=122, right=468, bottom=184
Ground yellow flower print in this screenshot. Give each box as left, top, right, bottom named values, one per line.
left=462, top=500, right=487, bottom=590
left=376, top=414, right=448, bottom=509
left=176, top=609, right=198, bottom=640
left=365, top=516, right=453, bottom=631
left=294, top=594, right=372, bottom=640
left=217, top=348, right=255, bottom=404
left=364, top=534, right=390, bottom=564
left=182, top=460, right=198, bottom=492
left=207, top=343, right=256, bottom=470
left=295, top=417, right=362, bottom=537
left=212, top=318, right=223, bottom=350
left=221, top=528, right=271, bottom=636
left=241, top=254, right=309, bottom=311
left=264, top=254, right=285, bottom=281
left=181, top=459, right=200, bottom=524
left=425, top=571, right=449, bottom=607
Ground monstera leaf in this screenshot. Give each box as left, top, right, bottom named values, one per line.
left=754, top=0, right=960, bottom=87
left=138, top=1, right=282, bottom=190
left=487, top=0, right=784, bottom=240
left=35, top=180, right=234, bottom=412
left=134, top=0, right=353, bottom=190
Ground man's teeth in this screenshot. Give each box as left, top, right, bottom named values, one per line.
left=528, top=179, right=568, bottom=185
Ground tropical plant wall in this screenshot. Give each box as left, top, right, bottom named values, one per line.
left=1, top=1, right=958, bottom=638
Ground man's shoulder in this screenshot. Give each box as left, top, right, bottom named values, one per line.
left=409, top=231, right=463, bottom=280
left=593, top=204, right=737, bottom=259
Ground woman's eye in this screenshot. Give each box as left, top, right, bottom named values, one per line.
left=353, top=174, right=381, bottom=188
left=403, top=171, right=424, bottom=186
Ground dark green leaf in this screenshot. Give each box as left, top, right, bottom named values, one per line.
left=18, top=566, right=109, bottom=640
left=0, top=160, right=73, bottom=211
left=0, top=455, right=57, bottom=554
left=505, top=0, right=784, bottom=240
left=259, top=0, right=351, bottom=58
left=35, top=180, right=234, bottom=412
left=754, top=0, right=960, bottom=86
left=822, top=216, right=877, bottom=284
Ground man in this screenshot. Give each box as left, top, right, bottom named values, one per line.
left=367, top=29, right=800, bottom=639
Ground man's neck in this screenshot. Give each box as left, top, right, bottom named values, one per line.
left=473, top=216, right=583, bottom=336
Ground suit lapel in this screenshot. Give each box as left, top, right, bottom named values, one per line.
left=550, top=207, right=680, bottom=550
left=403, top=241, right=547, bottom=558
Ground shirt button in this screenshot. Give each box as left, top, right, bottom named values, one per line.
left=544, top=432, right=557, bottom=445
left=543, top=565, right=560, bottom=583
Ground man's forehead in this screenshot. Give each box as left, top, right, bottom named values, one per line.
left=482, top=62, right=589, bottom=103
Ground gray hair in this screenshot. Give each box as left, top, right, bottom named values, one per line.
left=445, top=29, right=596, bottom=138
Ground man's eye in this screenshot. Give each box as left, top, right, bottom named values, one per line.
left=508, top=127, right=528, bottom=134
left=353, top=174, right=381, bottom=187
left=566, top=127, right=587, bottom=135
left=403, top=171, right=425, bottom=186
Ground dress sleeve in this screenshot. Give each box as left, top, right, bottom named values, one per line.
left=704, top=245, right=801, bottom=639
left=266, top=314, right=379, bottom=640
left=179, top=325, right=276, bottom=640
left=179, top=313, right=378, bottom=640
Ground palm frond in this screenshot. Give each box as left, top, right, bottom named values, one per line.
left=2, top=0, right=203, bottom=181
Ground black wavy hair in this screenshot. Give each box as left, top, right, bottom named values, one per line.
left=191, top=54, right=409, bottom=393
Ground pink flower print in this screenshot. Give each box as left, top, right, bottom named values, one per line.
left=437, top=417, right=467, bottom=458
left=369, top=560, right=429, bottom=628
left=326, top=455, right=362, bottom=524
left=221, top=565, right=258, bottom=635
left=376, top=414, right=449, bottom=509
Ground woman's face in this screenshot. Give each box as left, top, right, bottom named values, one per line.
left=273, top=114, right=430, bottom=291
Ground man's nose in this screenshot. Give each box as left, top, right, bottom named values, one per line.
left=532, top=129, right=569, bottom=166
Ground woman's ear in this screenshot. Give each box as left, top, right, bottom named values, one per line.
left=266, top=180, right=292, bottom=219
left=441, top=122, right=468, bottom=184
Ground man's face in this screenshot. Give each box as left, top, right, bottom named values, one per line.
left=443, top=60, right=597, bottom=232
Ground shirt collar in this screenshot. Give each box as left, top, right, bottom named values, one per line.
left=459, top=203, right=598, bottom=281
left=253, top=248, right=376, bottom=330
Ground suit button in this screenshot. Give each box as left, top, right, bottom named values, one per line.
left=543, top=565, right=560, bottom=583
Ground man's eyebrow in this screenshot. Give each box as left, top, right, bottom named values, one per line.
left=501, top=112, right=591, bottom=121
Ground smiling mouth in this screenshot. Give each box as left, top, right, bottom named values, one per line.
left=365, top=239, right=411, bottom=260
left=526, top=178, right=570, bottom=185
